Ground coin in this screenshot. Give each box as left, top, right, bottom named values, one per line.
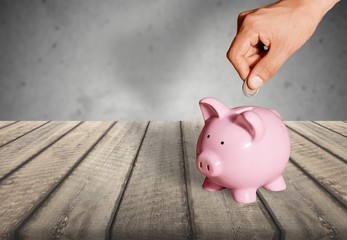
left=242, top=80, right=259, bottom=97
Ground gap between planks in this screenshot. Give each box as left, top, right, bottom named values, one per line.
left=181, top=121, right=279, bottom=239
left=0, top=121, right=49, bottom=148
left=313, top=121, right=347, bottom=138
left=0, top=121, right=346, bottom=239
left=179, top=121, right=194, bottom=240
left=16, top=121, right=149, bottom=240
left=182, top=121, right=347, bottom=239
left=0, top=121, right=82, bottom=182
left=106, top=122, right=150, bottom=240
left=0, top=121, right=17, bottom=130
left=0, top=122, right=115, bottom=238
left=11, top=122, right=116, bottom=239
left=285, top=121, right=347, bottom=164
left=110, top=122, right=192, bottom=239
left=286, top=123, right=347, bottom=208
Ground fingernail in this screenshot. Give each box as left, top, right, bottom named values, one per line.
left=242, top=80, right=259, bottom=97
left=249, top=76, right=263, bottom=89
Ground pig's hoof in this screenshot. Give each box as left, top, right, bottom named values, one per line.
left=202, top=178, right=225, bottom=192
left=263, top=175, right=286, bottom=191
left=231, top=189, right=257, bottom=203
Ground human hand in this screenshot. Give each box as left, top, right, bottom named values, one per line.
left=227, top=0, right=339, bottom=96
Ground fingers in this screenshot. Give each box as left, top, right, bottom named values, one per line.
left=227, top=35, right=250, bottom=80
left=229, top=0, right=322, bottom=93
left=246, top=53, right=262, bottom=68
left=245, top=46, right=261, bottom=58
left=227, top=31, right=259, bottom=80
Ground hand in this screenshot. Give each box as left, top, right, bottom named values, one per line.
left=227, top=0, right=339, bottom=92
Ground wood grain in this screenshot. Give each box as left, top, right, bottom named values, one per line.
left=259, top=161, right=347, bottom=239
left=286, top=121, right=347, bottom=163
left=19, top=121, right=148, bottom=240
left=287, top=127, right=347, bottom=208
left=111, top=122, right=191, bottom=239
left=0, top=121, right=17, bottom=129
left=181, top=121, right=278, bottom=240
left=314, top=121, right=347, bottom=137
left=0, top=121, right=47, bottom=147
left=0, top=121, right=346, bottom=239
left=0, top=121, right=113, bottom=238
left=0, top=121, right=80, bottom=181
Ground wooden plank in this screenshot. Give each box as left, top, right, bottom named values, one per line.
left=0, top=121, right=47, bottom=147
left=111, top=122, right=191, bottom=239
left=0, top=121, right=114, bottom=238
left=0, top=121, right=17, bottom=129
left=258, top=161, right=347, bottom=239
left=314, top=121, right=347, bottom=137
left=285, top=121, right=347, bottom=163
left=181, top=121, right=278, bottom=239
left=17, top=121, right=148, bottom=240
left=0, top=121, right=81, bottom=181
left=287, top=128, right=347, bottom=208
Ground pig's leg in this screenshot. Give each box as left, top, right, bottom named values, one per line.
left=202, top=177, right=225, bottom=191
left=231, top=188, right=257, bottom=203
left=263, top=175, right=286, bottom=191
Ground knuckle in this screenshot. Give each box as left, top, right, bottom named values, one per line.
left=226, top=50, right=232, bottom=61
left=227, top=48, right=237, bottom=63
left=237, top=11, right=250, bottom=25
left=242, top=14, right=254, bottom=25
left=238, top=11, right=247, bottom=20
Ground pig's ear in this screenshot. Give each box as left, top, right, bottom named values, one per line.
left=235, top=111, right=265, bottom=141
left=199, top=97, right=230, bottom=121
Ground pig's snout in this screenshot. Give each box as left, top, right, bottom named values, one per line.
left=197, top=152, right=222, bottom=177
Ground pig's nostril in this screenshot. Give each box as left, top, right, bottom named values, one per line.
left=207, top=165, right=210, bottom=171
left=199, top=162, right=202, bottom=168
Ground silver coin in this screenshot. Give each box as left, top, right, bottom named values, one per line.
left=242, top=80, right=259, bottom=97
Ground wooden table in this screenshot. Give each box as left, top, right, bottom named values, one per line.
left=0, top=121, right=346, bottom=239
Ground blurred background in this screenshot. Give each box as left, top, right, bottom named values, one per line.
left=0, top=0, right=346, bottom=120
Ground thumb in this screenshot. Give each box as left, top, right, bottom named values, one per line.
left=247, top=46, right=288, bottom=89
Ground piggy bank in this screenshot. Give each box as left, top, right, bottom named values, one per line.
left=196, top=97, right=290, bottom=203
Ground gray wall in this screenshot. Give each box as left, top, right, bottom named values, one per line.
left=0, top=0, right=346, bottom=120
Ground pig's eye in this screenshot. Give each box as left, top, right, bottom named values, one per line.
left=207, top=135, right=210, bottom=138
left=221, top=141, right=224, bottom=145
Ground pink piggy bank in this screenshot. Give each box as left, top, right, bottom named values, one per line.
left=196, top=97, right=290, bottom=203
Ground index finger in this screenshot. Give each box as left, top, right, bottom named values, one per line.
left=227, top=31, right=256, bottom=80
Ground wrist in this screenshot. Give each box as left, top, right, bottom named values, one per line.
left=297, top=0, right=340, bottom=19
